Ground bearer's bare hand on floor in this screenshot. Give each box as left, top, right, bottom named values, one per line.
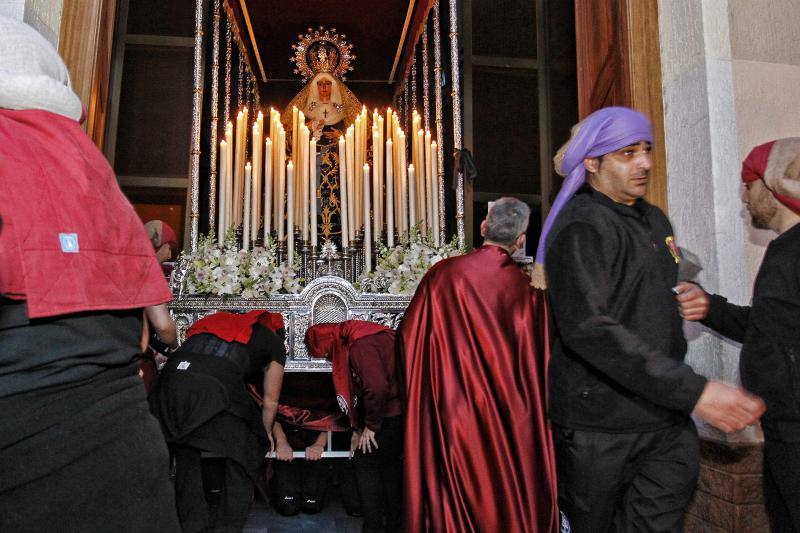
left=358, top=428, right=379, bottom=454
left=692, top=381, right=766, bottom=432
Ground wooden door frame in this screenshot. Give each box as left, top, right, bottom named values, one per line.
left=575, top=0, right=668, bottom=210
left=59, top=0, right=117, bottom=149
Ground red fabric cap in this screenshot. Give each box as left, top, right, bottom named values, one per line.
left=144, top=220, right=178, bottom=250
left=741, top=141, right=775, bottom=183
left=741, top=140, right=800, bottom=214
left=0, top=109, right=172, bottom=317
left=305, top=320, right=395, bottom=428
left=186, top=310, right=284, bottom=344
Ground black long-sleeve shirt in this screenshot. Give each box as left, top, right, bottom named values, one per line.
left=702, top=222, right=800, bottom=441
left=546, top=187, right=707, bottom=432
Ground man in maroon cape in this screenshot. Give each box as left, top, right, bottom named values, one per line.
left=400, top=197, right=558, bottom=532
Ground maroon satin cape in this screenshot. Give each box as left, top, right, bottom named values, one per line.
left=400, top=245, right=558, bottom=533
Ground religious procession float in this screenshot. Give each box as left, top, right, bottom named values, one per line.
left=169, top=0, right=468, bottom=383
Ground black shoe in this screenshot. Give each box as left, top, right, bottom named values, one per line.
left=301, top=497, right=323, bottom=514
left=274, top=495, right=300, bottom=516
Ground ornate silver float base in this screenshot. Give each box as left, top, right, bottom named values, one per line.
left=170, top=275, right=410, bottom=372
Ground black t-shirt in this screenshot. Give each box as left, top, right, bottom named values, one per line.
left=179, top=323, right=286, bottom=384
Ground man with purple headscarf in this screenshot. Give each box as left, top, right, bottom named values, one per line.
left=537, top=107, right=765, bottom=531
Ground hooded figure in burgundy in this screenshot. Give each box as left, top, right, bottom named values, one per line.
left=306, top=321, right=404, bottom=533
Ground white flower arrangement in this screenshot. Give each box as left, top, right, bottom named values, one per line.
left=176, top=228, right=302, bottom=298
left=359, top=225, right=462, bottom=295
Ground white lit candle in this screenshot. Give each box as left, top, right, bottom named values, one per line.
left=363, top=163, right=372, bottom=272
left=309, top=137, right=317, bottom=247
left=225, top=122, right=233, bottom=232
left=243, top=162, right=252, bottom=250
left=385, top=138, right=395, bottom=247
left=234, top=111, right=243, bottom=225
left=431, top=141, right=440, bottom=247
left=372, top=126, right=381, bottom=241
left=425, top=130, right=433, bottom=236
left=286, top=160, right=294, bottom=260
left=300, top=126, right=309, bottom=241
left=251, top=123, right=262, bottom=243
left=346, top=127, right=356, bottom=238
left=339, top=135, right=350, bottom=247
left=277, top=130, right=286, bottom=242
left=218, top=139, right=228, bottom=245
left=263, top=138, right=273, bottom=242
left=408, top=163, right=416, bottom=228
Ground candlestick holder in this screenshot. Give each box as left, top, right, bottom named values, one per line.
left=276, top=237, right=287, bottom=264
left=299, top=239, right=312, bottom=279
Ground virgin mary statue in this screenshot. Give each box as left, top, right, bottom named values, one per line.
left=282, top=28, right=361, bottom=242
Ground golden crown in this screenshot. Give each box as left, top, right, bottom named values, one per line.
left=291, top=26, right=355, bottom=82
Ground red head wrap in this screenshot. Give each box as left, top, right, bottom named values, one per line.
left=186, top=310, right=284, bottom=345
left=742, top=139, right=800, bottom=215
left=305, top=320, right=395, bottom=427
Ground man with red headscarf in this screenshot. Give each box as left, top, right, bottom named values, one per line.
left=305, top=320, right=403, bottom=533
left=678, top=138, right=800, bottom=532
left=401, top=197, right=558, bottom=533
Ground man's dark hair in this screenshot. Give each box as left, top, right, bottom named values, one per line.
left=484, top=197, right=530, bottom=246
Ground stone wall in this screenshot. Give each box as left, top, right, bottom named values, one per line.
left=658, top=0, right=800, bottom=530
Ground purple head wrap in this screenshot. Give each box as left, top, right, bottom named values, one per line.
left=535, top=106, right=653, bottom=266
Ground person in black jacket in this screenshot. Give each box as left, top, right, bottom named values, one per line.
left=678, top=138, right=800, bottom=532
left=536, top=107, right=765, bottom=532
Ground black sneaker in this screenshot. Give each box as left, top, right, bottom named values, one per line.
left=301, top=497, right=323, bottom=514
left=274, top=495, right=300, bottom=516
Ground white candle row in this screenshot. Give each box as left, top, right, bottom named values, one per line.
left=215, top=105, right=441, bottom=256
left=218, top=107, right=316, bottom=255
left=336, top=108, right=440, bottom=249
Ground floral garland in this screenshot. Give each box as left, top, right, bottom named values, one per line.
left=359, top=226, right=463, bottom=295
left=174, top=229, right=302, bottom=298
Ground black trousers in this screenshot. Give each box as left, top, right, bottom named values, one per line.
left=0, top=368, right=180, bottom=533
left=174, top=446, right=253, bottom=533
left=764, top=438, right=800, bottom=533
left=271, top=428, right=330, bottom=515
left=553, top=421, right=699, bottom=533
left=352, top=415, right=404, bottom=533
left=271, top=457, right=329, bottom=514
